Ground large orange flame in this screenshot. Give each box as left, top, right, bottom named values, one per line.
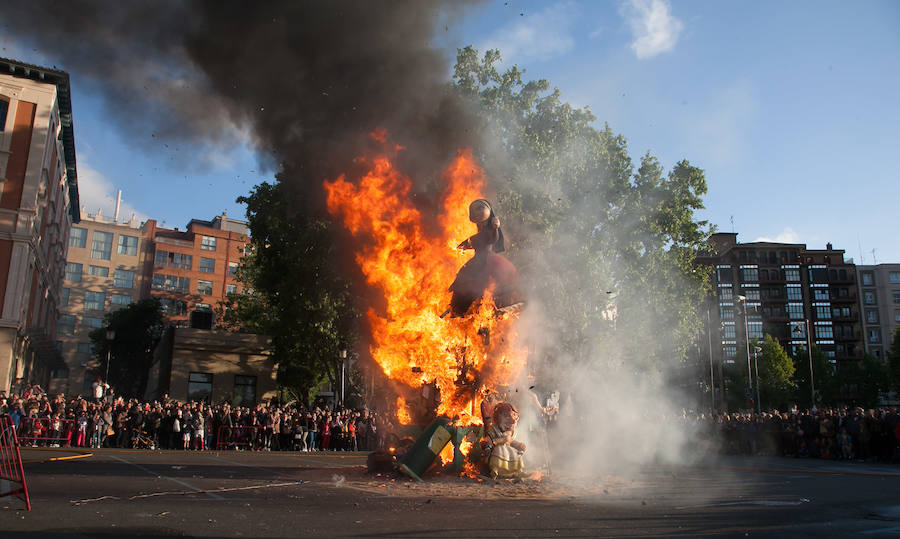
left=324, top=135, right=526, bottom=426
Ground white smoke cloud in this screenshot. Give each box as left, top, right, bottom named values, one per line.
left=754, top=228, right=801, bottom=244
left=76, top=162, right=149, bottom=223
left=620, top=0, right=684, bottom=59
left=480, top=2, right=578, bottom=64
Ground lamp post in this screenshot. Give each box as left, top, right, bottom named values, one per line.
left=104, top=327, right=115, bottom=388
left=735, top=295, right=754, bottom=410
left=753, top=345, right=762, bottom=414
left=793, top=320, right=815, bottom=407
left=339, top=349, right=347, bottom=406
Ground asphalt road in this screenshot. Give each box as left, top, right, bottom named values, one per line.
left=2, top=448, right=900, bottom=538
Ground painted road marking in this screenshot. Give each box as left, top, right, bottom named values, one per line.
left=109, top=454, right=224, bottom=500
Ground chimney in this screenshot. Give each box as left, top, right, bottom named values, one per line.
left=114, top=189, right=122, bottom=221
left=826, top=242, right=833, bottom=250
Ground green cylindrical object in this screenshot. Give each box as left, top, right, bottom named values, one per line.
left=397, top=417, right=455, bottom=482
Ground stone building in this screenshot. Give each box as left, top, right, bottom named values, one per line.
left=146, top=327, right=276, bottom=406
left=857, top=264, right=900, bottom=362
left=0, top=58, right=80, bottom=393
left=55, top=209, right=151, bottom=394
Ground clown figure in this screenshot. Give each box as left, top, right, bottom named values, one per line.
left=484, top=401, right=526, bottom=478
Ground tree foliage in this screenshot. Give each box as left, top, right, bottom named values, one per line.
left=452, top=46, right=712, bottom=369
left=839, top=353, right=890, bottom=408
left=89, top=299, right=165, bottom=399
left=756, top=335, right=795, bottom=409
left=889, top=326, right=900, bottom=393
left=218, top=180, right=358, bottom=404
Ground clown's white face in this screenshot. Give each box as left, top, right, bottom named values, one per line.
left=496, top=408, right=519, bottom=432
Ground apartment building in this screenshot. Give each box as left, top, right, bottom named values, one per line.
left=857, top=264, right=900, bottom=361
left=56, top=210, right=150, bottom=393
left=0, top=58, right=80, bottom=393
left=697, top=233, right=864, bottom=403
left=145, top=213, right=248, bottom=328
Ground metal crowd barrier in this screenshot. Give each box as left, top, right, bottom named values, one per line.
left=0, top=415, right=31, bottom=510
left=16, top=417, right=78, bottom=446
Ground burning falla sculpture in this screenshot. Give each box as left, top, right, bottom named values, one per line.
left=446, top=199, right=522, bottom=317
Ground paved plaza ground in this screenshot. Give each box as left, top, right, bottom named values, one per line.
left=2, top=447, right=900, bottom=537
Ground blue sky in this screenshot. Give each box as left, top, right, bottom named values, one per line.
left=5, top=0, right=898, bottom=260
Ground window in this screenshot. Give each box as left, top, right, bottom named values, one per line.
left=58, top=314, right=76, bottom=335
left=790, top=321, right=806, bottom=339
left=152, top=274, right=190, bottom=293
left=868, top=328, right=881, bottom=344
left=895, top=311, right=900, bottom=323
left=815, top=304, right=831, bottom=319
left=198, top=257, right=215, bottom=273
left=743, top=289, right=760, bottom=301
left=748, top=321, right=763, bottom=340
left=0, top=98, right=7, bottom=132
left=815, top=325, right=834, bottom=339
left=201, top=236, right=217, bottom=251
left=65, top=262, right=83, bottom=282
left=226, top=284, right=237, bottom=295
left=864, top=292, right=876, bottom=305
left=718, top=285, right=733, bottom=301
left=111, top=294, right=132, bottom=307
left=784, top=268, right=800, bottom=282
left=159, top=298, right=188, bottom=316
left=809, top=266, right=828, bottom=282
left=233, top=375, right=257, bottom=406
left=813, top=289, right=829, bottom=301
left=894, top=291, right=900, bottom=304
left=114, top=269, right=135, bottom=289
left=88, top=265, right=109, bottom=277
left=719, top=305, right=734, bottom=320
left=228, top=262, right=238, bottom=276
left=740, top=267, right=758, bottom=282
left=69, top=227, right=87, bottom=248
left=187, top=372, right=213, bottom=402
left=197, top=280, right=213, bottom=295
left=786, top=285, right=802, bottom=301
left=60, top=287, right=70, bottom=307
left=77, top=342, right=92, bottom=355
left=865, top=310, right=878, bottom=324
left=861, top=272, right=874, bottom=286
left=155, top=250, right=193, bottom=270
left=787, top=303, right=804, bottom=319
left=117, top=235, right=138, bottom=256
left=723, top=345, right=737, bottom=358
left=890, top=272, right=900, bottom=284
left=84, top=291, right=106, bottom=311
left=83, top=317, right=104, bottom=329
left=91, top=231, right=114, bottom=260
left=716, top=266, right=733, bottom=282
left=722, top=323, right=736, bottom=339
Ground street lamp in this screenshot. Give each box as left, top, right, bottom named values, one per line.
left=339, top=349, right=347, bottom=406
left=793, top=320, right=815, bottom=407
left=735, top=295, right=754, bottom=411
left=753, top=345, right=762, bottom=414
left=104, top=327, right=115, bottom=389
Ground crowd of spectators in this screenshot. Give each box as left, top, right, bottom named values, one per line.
left=0, top=383, right=394, bottom=452
left=695, top=407, right=900, bottom=463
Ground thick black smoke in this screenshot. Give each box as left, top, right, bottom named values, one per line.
left=2, top=0, right=483, bottom=207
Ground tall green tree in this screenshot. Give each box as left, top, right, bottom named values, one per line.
left=218, top=179, right=358, bottom=405
left=755, top=335, right=795, bottom=409
left=89, top=299, right=165, bottom=399
left=889, top=326, right=900, bottom=393
left=452, top=46, right=712, bottom=369
left=792, top=343, right=838, bottom=407
left=839, top=353, right=890, bottom=408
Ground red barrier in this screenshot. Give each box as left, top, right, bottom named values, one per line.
left=0, top=415, right=31, bottom=510
left=215, top=425, right=266, bottom=450
left=16, top=417, right=78, bottom=446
